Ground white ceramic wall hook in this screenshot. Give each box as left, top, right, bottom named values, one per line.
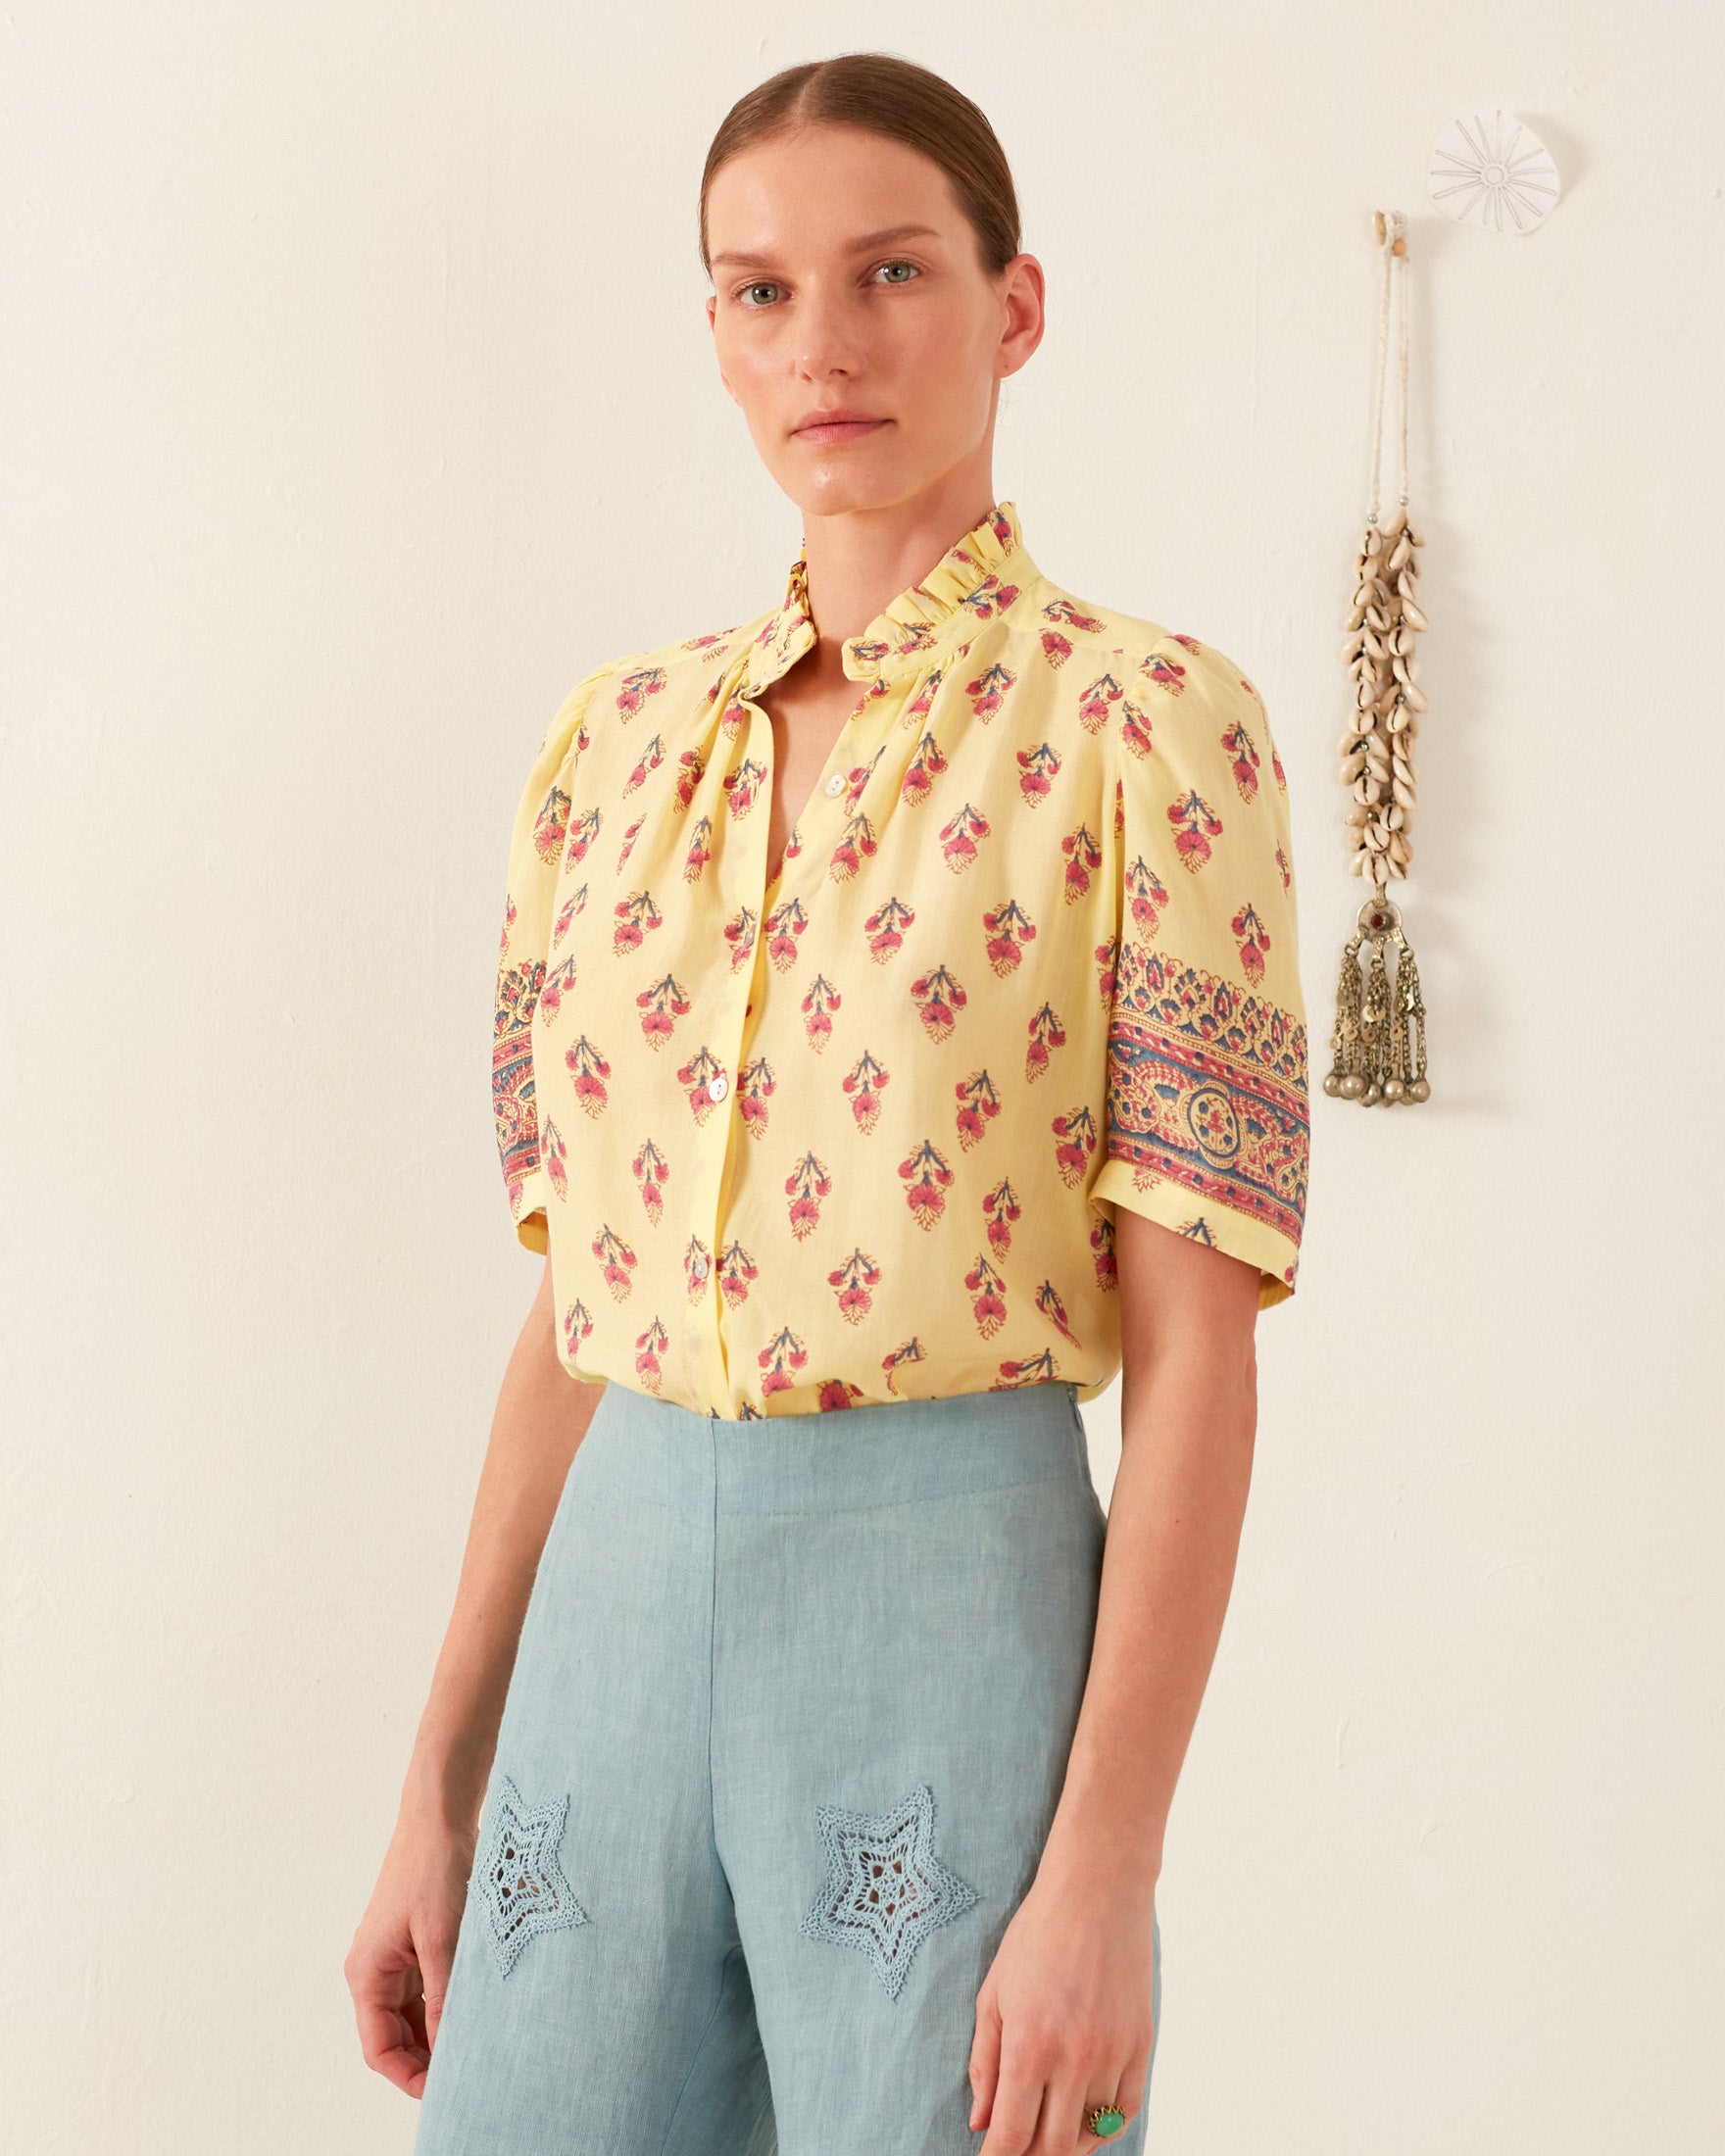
left=1428, top=110, right=1559, bottom=233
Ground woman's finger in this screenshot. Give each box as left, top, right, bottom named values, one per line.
left=348, top=1962, right=431, bottom=2097
left=968, top=1987, right=1004, bottom=2133
left=417, top=1910, right=462, bottom=2055
left=1027, top=2068, right=1094, bottom=2156
left=1108, top=2042, right=1152, bottom=2133
left=977, top=2046, right=1049, bottom=2155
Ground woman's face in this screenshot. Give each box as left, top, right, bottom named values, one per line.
left=705, top=123, right=1043, bottom=520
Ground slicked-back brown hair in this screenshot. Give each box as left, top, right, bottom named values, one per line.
left=699, top=54, right=1021, bottom=281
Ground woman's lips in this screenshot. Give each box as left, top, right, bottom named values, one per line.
left=794, top=417, right=890, bottom=445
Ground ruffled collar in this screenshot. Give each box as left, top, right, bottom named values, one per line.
left=744, top=499, right=1036, bottom=694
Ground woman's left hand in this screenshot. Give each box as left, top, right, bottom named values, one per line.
left=967, top=1842, right=1158, bottom=2153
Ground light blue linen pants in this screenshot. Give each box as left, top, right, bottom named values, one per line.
left=413, top=1377, right=1161, bottom=2155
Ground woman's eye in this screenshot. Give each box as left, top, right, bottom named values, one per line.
left=738, top=282, right=782, bottom=307
left=874, top=260, right=919, bottom=285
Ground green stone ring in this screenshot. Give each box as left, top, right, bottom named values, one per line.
left=1085, top=2103, right=1127, bottom=2140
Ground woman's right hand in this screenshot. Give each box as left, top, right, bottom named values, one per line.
left=345, top=1796, right=479, bottom=2098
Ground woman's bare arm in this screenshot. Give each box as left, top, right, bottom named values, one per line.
left=1035, top=1206, right=1259, bottom=1882
left=969, top=1207, right=1261, bottom=2152
left=346, top=1250, right=605, bottom=2097
left=402, top=1250, right=604, bottom=1829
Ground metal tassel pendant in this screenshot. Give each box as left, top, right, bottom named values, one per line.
left=1324, top=896, right=1431, bottom=1105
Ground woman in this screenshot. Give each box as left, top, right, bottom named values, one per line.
left=348, top=52, right=1309, bottom=2156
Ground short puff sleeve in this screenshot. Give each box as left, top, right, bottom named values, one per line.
left=491, top=662, right=613, bottom=1254
left=1091, top=632, right=1311, bottom=1307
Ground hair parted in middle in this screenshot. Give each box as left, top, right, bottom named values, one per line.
left=698, top=54, right=1022, bottom=281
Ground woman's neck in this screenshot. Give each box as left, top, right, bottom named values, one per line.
left=796, top=467, right=998, bottom=651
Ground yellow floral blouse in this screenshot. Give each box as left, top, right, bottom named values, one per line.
left=492, top=500, right=1309, bottom=1418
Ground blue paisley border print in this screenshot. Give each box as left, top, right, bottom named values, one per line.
left=1106, top=947, right=1309, bottom=1245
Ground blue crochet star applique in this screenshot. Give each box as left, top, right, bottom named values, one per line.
left=471, top=1772, right=589, bottom=1978
left=800, top=1782, right=979, bottom=2000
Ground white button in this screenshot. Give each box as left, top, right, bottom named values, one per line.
left=823, top=772, right=844, bottom=796
left=691, top=1254, right=709, bottom=1279
left=708, top=1072, right=729, bottom=1102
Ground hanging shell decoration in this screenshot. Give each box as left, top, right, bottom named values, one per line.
left=1327, top=510, right=1431, bottom=1105
left=1338, top=502, right=1424, bottom=895
left=1327, top=207, right=1432, bottom=1107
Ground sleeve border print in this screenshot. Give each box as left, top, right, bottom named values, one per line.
left=1093, top=944, right=1309, bottom=1309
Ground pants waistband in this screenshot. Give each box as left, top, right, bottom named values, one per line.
left=578, top=1379, right=1092, bottom=1519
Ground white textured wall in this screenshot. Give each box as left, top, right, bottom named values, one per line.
left=4, top=3, right=1720, bottom=2149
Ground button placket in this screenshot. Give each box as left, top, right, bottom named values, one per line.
left=757, top=681, right=905, bottom=910
left=686, top=704, right=776, bottom=1416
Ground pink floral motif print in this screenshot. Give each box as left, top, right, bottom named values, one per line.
left=564, top=1035, right=611, bottom=1116
left=983, top=899, right=1036, bottom=976
left=563, top=1300, right=594, bottom=1359
left=1220, top=715, right=1261, bottom=803
left=1122, top=849, right=1170, bottom=941
left=785, top=1152, right=832, bottom=1240
left=1043, top=598, right=1109, bottom=633
left=1076, top=673, right=1124, bottom=731
left=492, top=498, right=1308, bottom=1417
left=842, top=1051, right=889, bottom=1133
left=633, top=1315, right=668, bottom=1393
left=543, top=1117, right=567, bottom=1200
left=899, top=1139, right=955, bottom=1231
left=1060, top=823, right=1102, bottom=904
left=863, top=895, right=916, bottom=962
left=1016, top=741, right=1061, bottom=805
left=1141, top=650, right=1187, bottom=694
left=982, top=1176, right=1021, bottom=1256
left=614, top=665, right=667, bottom=719
left=1167, top=789, right=1224, bottom=873
left=954, top=1069, right=1002, bottom=1152
left=632, top=1136, right=668, bottom=1222
left=538, top=953, right=577, bottom=1025
left=533, top=786, right=570, bottom=864
left=828, top=1249, right=881, bottom=1325
left=965, top=1252, right=1008, bottom=1338
left=612, top=889, right=664, bottom=956
left=937, top=802, right=989, bottom=873
left=912, top=965, right=966, bottom=1042
left=637, top=973, right=691, bottom=1048
left=1024, top=1004, right=1067, bottom=1085
left=622, top=735, right=666, bottom=796
left=901, top=731, right=947, bottom=806
left=1051, top=1103, right=1099, bottom=1189
left=965, top=662, right=1014, bottom=719
left=1231, top=902, right=1271, bottom=986
left=1119, top=698, right=1155, bottom=760
left=1035, top=1280, right=1081, bottom=1346
left=717, top=1239, right=758, bottom=1308
left=801, top=976, right=841, bottom=1052
left=737, top=1055, right=774, bottom=1137
left=593, top=1223, right=636, bottom=1300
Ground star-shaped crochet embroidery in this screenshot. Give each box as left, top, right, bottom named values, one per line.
left=472, top=1773, right=588, bottom=1978
left=800, top=1782, right=979, bottom=2001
